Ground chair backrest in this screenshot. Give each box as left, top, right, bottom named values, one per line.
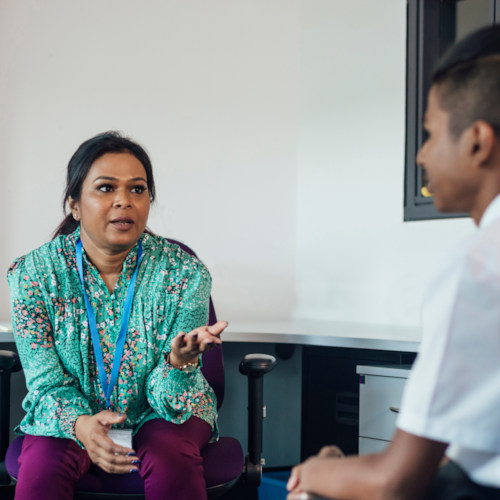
left=166, top=239, right=225, bottom=410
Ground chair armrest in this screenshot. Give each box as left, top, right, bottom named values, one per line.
left=239, top=354, right=276, bottom=376
left=239, top=353, right=276, bottom=488
left=0, top=351, right=21, bottom=372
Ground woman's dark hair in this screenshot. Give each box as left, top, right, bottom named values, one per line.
left=53, top=131, right=156, bottom=238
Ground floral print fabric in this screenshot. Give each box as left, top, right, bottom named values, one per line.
left=7, top=226, right=218, bottom=446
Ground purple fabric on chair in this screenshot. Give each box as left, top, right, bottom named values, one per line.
left=6, top=435, right=243, bottom=493
left=5, top=435, right=22, bottom=479
left=201, top=332, right=225, bottom=411
left=200, top=437, right=244, bottom=487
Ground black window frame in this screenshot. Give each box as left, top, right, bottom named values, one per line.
left=404, top=0, right=500, bottom=221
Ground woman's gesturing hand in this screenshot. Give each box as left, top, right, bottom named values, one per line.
left=75, top=411, right=139, bottom=474
left=169, top=321, right=227, bottom=367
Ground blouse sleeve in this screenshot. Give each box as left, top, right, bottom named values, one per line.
left=7, top=257, right=93, bottom=442
left=146, top=260, right=218, bottom=432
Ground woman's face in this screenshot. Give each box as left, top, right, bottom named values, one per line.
left=69, top=152, right=151, bottom=253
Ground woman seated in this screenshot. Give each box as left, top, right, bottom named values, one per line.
left=7, top=131, right=227, bottom=500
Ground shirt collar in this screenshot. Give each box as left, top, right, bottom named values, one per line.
left=479, top=194, right=500, bottom=229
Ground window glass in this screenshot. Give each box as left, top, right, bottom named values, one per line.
left=456, top=0, right=491, bottom=41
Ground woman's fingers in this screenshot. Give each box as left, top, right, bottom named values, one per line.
left=96, top=410, right=127, bottom=428
left=91, top=433, right=139, bottom=474
left=104, top=438, right=136, bottom=457
left=207, top=321, right=228, bottom=337
left=170, top=325, right=226, bottom=363
left=171, top=331, right=186, bottom=351
left=185, top=330, right=200, bottom=348
left=200, top=336, right=221, bottom=352
left=90, top=423, right=134, bottom=456
left=98, top=462, right=139, bottom=474
left=93, top=410, right=137, bottom=451
left=189, top=331, right=221, bottom=353
left=185, top=329, right=221, bottom=351
left=95, top=450, right=140, bottom=474
left=78, top=412, right=139, bottom=474
left=177, top=332, right=187, bottom=348
left=178, top=321, right=227, bottom=348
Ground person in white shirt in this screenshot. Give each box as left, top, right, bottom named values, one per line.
left=287, top=24, right=500, bottom=500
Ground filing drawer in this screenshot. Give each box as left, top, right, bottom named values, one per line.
left=301, top=348, right=414, bottom=459
left=357, top=366, right=411, bottom=442
left=359, top=437, right=390, bottom=455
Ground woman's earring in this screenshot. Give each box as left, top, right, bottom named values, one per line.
left=73, top=213, right=79, bottom=221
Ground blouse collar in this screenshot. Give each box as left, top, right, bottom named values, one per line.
left=69, top=225, right=147, bottom=293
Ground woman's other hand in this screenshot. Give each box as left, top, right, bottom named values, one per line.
left=169, top=321, right=227, bottom=367
left=75, top=411, right=139, bottom=474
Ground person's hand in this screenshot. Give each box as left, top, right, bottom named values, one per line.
left=75, top=411, right=139, bottom=474
left=317, top=445, right=345, bottom=459
left=169, top=321, right=227, bottom=367
left=287, top=460, right=309, bottom=498
left=287, top=459, right=324, bottom=500
left=286, top=446, right=345, bottom=499
left=287, top=491, right=317, bottom=500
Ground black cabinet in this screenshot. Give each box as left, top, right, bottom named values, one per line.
left=300, top=346, right=416, bottom=460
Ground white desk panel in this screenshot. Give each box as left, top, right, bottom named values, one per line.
left=0, top=322, right=14, bottom=343
left=223, top=319, right=421, bottom=352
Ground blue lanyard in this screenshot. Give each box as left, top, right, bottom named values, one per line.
left=76, top=238, right=143, bottom=408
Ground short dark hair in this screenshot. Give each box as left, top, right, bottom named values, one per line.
left=53, top=131, right=156, bottom=238
left=432, top=24, right=500, bottom=138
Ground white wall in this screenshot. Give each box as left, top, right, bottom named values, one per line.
left=0, top=0, right=479, bottom=332
left=294, top=0, right=474, bottom=327
left=0, top=0, right=300, bottom=322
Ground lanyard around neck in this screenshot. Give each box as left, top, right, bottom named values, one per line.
left=76, top=238, right=143, bottom=408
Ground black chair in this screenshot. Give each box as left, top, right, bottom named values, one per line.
left=0, top=239, right=276, bottom=498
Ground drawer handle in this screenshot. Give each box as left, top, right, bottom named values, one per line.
left=389, top=406, right=400, bottom=414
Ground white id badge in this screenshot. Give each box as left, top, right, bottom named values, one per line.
left=108, top=428, right=133, bottom=450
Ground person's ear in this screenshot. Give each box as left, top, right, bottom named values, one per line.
left=68, top=197, right=81, bottom=222
left=466, top=120, right=496, bottom=171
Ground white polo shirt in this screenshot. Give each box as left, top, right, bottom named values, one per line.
left=397, top=194, right=500, bottom=488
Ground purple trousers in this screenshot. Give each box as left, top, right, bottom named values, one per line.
left=14, top=417, right=212, bottom=500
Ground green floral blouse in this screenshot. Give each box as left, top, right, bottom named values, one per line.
left=6, top=226, right=218, bottom=446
